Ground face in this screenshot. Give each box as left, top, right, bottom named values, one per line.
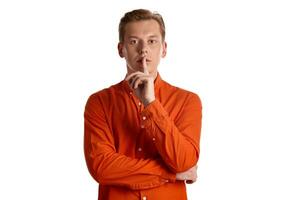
left=118, top=19, right=167, bottom=76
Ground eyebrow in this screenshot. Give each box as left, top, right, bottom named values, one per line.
left=127, top=36, right=139, bottom=39
left=148, top=35, right=159, bottom=38
left=127, top=35, right=160, bottom=39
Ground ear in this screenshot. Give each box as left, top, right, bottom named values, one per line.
left=161, top=41, right=167, bottom=58
left=118, top=42, right=124, bottom=58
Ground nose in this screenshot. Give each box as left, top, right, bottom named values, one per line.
left=139, top=41, right=148, bottom=55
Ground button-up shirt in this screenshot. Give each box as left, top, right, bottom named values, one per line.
left=84, top=73, right=202, bottom=200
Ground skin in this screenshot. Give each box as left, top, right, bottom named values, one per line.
left=118, top=19, right=166, bottom=106
left=118, top=19, right=197, bottom=183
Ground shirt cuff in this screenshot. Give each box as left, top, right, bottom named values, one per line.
left=161, top=170, right=176, bottom=183
left=140, top=99, right=168, bottom=128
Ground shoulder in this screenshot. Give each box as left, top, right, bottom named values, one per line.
left=85, top=81, right=124, bottom=108
left=161, top=80, right=202, bottom=107
left=90, top=81, right=123, bottom=98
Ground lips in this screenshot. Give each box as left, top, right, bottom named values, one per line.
left=137, top=58, right=151, bottom=63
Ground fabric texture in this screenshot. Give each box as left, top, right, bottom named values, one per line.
left=84, top=73, right=202, bottom=200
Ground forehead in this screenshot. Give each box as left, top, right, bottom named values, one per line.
left=124, top=19, right=161, bottom=38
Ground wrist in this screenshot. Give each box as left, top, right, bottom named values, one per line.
left=143, top=97, right=155, bottom=106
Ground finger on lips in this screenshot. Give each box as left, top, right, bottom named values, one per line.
left=125, top=57, right=150, bottom=90
left=142, top=57, right=149, bottom=75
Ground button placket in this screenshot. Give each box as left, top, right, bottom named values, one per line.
left=140, top=113, right=148, bottom=129
left=129, top=91, right=144, bottom=112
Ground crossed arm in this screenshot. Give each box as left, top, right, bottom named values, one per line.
left=84, top=57, right=201, bottom=189
left=85, top=96, right=201, bottom=190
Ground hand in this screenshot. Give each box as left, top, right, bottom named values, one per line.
left=125, top=57, right=155, bottom=106
left=176, top=165, right=198, bottom=184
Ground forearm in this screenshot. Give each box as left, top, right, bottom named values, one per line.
left=84, top=94, right=175, bottom=190
left=84, top=144, right=175, bottom=190
left=141, top=96, right=202, bottom=172
left=147, top=121, right=199, bottom=172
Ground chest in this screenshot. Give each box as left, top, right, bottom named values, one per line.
left=104, top=91, right=184, bottom=158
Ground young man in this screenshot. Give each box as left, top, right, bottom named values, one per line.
left=84, top=9, right=202, bottom=200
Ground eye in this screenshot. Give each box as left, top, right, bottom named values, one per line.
left=148, top=39, right=157, bottom=44
left=130, top=40, right=137, bottom=45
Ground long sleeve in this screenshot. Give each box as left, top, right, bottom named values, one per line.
left=84, top=94, right=176, bottom=190
left=140, top=93, right=202, bottom=173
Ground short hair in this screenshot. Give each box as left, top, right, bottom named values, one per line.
left=118, top=9, right=166, bottom=42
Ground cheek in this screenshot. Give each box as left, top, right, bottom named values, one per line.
left=124, top=47, right=136, bottom=58
left=153, top=49, right=163, bottom=59
left=154, top=46, right=164, bottom=56
left=122, top=49, right=132, bottom=62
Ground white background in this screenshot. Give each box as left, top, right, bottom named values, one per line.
left=0, top=0, right=299, bottom=199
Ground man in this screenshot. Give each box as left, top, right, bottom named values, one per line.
left=84, top=9, right=202, bottom=200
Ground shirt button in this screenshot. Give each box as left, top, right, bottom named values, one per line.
left=141, top=125, right=145, bottom=129
left=142, top=196, right=147, bottom=200
left=138, top=102, right=142, bottom=106
left=162, top=179, right=169, bottom=183
left=152, top=137, right=156, bottom=141
left=130, top=92, right=133, bottom=95
left=138, top=147, right=142, bottom=152
left=142, top=116, right=147, bottom=120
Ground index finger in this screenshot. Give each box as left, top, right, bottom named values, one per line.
left=142, top=57, right=149, bottom=75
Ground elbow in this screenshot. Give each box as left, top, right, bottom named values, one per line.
left=175, top=159, right=198, bottom=173
left=167, top=153, right=199, bottom=173
left=85, top=153, right=107, bottom=184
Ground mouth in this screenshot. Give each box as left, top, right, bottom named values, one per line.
left=137, top=58, right=151, bottom=63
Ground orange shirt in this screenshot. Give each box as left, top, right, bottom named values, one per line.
left=84, top=73, right=202, bottom=200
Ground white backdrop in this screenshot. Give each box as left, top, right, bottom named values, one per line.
left=0, top=0, right=299, bottom=199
